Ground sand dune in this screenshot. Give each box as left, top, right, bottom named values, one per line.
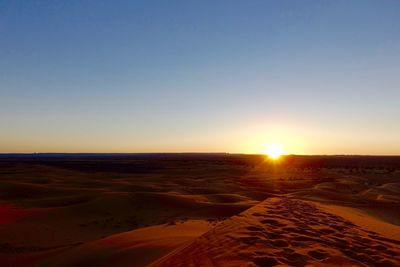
left=362, top=183, right=400, bottom=203
left=35, top=220, right=214, bottom=267
left=0, top=192, right=250, bottom=248
left=152, top=198, right=400, bottom=267
left=1, top=155, right=400, bottom=266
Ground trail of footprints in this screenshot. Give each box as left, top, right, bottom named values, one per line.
left=151, top=198, right=400, bottom=267
left=240, top=199, right=400, bottom=266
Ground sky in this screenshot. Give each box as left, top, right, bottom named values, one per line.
left=1, top=0, right=400, bottom=154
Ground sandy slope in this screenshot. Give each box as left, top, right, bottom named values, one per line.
left=151, top=197, right=400, bottom=266
left=315, top=203, right=400, bottom=241
left=35, top=220, right=214, bottom=267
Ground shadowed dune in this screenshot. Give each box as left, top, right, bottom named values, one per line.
left=35, top=220, right=214, bottom=267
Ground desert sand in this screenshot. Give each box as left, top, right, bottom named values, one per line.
left=0, top=154, right=399, bottom=266
left=152, top=198, right=400, bottom=266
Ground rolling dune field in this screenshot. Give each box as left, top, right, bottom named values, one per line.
left=0, top=154, right=399, bottom=266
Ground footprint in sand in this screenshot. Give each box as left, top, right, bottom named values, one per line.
left=253, top=256, right=280, bottom=266
left=307, top=249, right=329, bottom=260
left=239, top=236, right=262, bottom=245
left=317, top=228, right=337, bottom=234
left=269, top=239, right=289, bottom=248
left=261, top=219, right=286, bottom=227
left=264, top=232, right=285, bottom=240
left=246, top=226, right=264, bottom=232
left=278, top=251, right=308, bottom=265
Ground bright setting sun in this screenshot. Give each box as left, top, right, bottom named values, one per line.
left=264, top=144, right=284, bottom=159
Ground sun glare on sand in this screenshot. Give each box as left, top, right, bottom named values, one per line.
left=264, top=144, right=284, bottom=160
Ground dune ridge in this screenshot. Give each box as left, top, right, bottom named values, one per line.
left=151, top=197, right=400, bottom=267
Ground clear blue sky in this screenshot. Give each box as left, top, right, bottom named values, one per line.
left=1, top=1, right=399, bottom=154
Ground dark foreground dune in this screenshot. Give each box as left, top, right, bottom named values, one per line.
left=0, top=154, right=399, bottom=266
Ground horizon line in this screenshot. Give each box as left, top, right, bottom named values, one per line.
left=0, top=152, right=400, bottom=157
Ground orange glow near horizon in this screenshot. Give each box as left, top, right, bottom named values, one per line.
left=263, top=144, right=284, bottom=160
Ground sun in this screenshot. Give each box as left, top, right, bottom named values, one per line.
left=264, top=144, right=284, bottom=160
